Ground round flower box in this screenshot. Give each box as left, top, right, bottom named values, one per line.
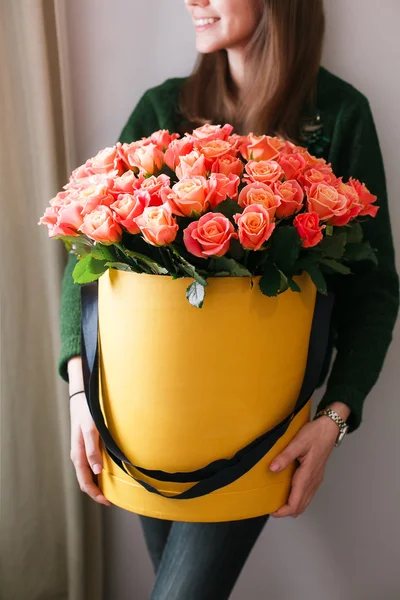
left=81, top=268, right=332, bottom=522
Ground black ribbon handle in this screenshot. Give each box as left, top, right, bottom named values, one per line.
left=81, top=280, right=335, bottom=500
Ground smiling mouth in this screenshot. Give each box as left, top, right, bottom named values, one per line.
left=194, top=17, right=220, bottom=30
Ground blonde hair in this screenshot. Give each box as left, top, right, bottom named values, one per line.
left=179, top=0, right=325, bottom=143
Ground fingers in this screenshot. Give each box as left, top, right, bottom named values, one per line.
left=81, top=423, right=103, bottom=476
left=70, top=427, right=112, bottom=507
left=269, top=437, right=307, bottom=473
left=270, top=461, right=323, bottom=518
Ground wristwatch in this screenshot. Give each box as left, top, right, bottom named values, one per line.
left=313, top=408, right=349, bottom=447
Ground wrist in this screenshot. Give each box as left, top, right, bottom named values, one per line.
left=322, top=401, right=351, bottom=422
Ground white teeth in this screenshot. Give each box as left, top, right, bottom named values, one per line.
left=195, top=18, right=218, bottom=27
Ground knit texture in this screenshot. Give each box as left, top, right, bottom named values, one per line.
left=58, top=66, right=399, bottom=433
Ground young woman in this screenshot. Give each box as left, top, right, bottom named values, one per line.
left=61, top=1, right=399, bottom=598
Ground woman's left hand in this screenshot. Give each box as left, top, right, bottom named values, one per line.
left=268, top=405, right=348, bottom=518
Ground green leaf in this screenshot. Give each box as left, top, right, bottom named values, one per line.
left=270, top=226, right=301, bottom=273
left=259, top=260, right=281, bottom=297
left=169, top=247, right=208, bottom=286
left=91, top=242, right=116, bottom=261
left=325, top=225, right=334, bottom=236
left=279, top=270, right=301, bottom=293
left=319, top=232, right=347, bottom=259
left=105, top=262, right=135, bottom=272
left=344, top=241, right=378, bottom=266
left=119, top=247, right=168, bottom=274
left=72, top=255, right=109, bottom=284
left=213, top=198, right=242, bottom=223
left=213, top=256, right=251, bottom=277
left=304, top=264, right=328, bottom=295
left=345, top=221, right=364, bottom=244
left=320, top=258, right=352, bottom=275
left=186, top=281, right=206, bottom=308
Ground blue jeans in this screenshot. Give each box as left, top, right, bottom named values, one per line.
left=138, top=513, right=270, bottom=600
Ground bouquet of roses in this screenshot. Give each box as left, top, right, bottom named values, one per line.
left=39, top=123, right=379, bottom=307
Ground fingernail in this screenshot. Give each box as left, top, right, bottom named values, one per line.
left=93, top=463, right=102, bottom=475
left=270, top=461, right=280, bottom=472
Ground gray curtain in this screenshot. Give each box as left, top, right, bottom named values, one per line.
left=0, top=1, right=103, bottom=598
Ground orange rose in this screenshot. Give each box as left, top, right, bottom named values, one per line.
left=276, top=152, right=307, bottom=180
left=238, top=134, right=280, bottom=162
left=306, top=182, right=348, bottom=223
left=299, top=164, right=337, bottom=192
left=234, top=204, right=275, bottom=251
left=293, top=211, right=326, bottom=248
left=273, top=180, right=305, bottom=219
left=162, top=176, right=210, bottom=217
left=191, top=123, right=233, bottom=141
left=349, top=177, right=379, bottom=218
left=211, top=154, right=244, bottom=177
left=238, top=182, right=281, bottom=220
left=176, top=150, right=207, bottom=180
left=134, top=206, right=178, bottom=246
left=78, top=205, right=122, bottom=244
left=244, top=160, right=284, bottom=184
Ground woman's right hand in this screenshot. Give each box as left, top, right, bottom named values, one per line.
left=68, top=356, right=112, bottom=507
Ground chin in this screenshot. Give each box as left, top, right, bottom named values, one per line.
left=196, top=40, right=225, bottom=54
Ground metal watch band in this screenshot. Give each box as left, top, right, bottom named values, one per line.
left=313, top=408, right=349, bottom=446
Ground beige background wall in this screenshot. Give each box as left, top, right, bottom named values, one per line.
left=64, top=1, right=400, bottom=598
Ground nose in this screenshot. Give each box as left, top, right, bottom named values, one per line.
left=185, top=0, right=210, bottom=7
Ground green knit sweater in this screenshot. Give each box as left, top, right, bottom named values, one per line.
left=58, top=65, right=399, bottom=434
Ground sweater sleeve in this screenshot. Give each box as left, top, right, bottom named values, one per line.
left=315, top=96, right=400, bottom=432
left=57, top=90, right=161, bottom=382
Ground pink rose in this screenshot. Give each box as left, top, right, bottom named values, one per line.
left=176, top=150, right=207, bottom=180
left=78, top=184, right=115, bottom=215
left=110, top=171, right=139, bottom=198
left=327, top=179, right=363, bottom=226
left=349, top=177, right=379, bottom=218
left=139, top=174, right=170, bottom=206
left=78, top=205, right=122, bottom=244
left=85, top=146, right=124, bottom=175
left=164, top=137, right=194, bottom=170
left=183, top=213, right=237, bottom=258
left=276, top=152, right=307, bottom=180
left=207, top=173, right=240, bottom=208
left=273, top=180, right=304, bottom=219
left=118, top=141, right=164, bottom=175
left=161, top=176, right=210, bottom=217
left=195, top=139, right=235, bottom=170
left=211, top=154, right=244, bottom=177
left=110, top=191, right=151, bottom=234
left=134, top=206, right=178, bottom=246
left=191, top=123, right=233, bottom=141
left=233, top=204, right=275, bottom=251
left=306, top=182, right=348, bottom=223
left=244, top=160, right=284, bottom=184
left=54, top=202, right=85, bottom=236
left=238, top=134, right=280, bottom=162
left=293, top=211, right=326, bottom=248
left=238, top=182, right=281, bottom=220
left=150, top=129, right=180, bottom=151
left=298, top=164, right=337, bottom=192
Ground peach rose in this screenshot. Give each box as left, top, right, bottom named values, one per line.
left=110, top=171, right=139, bottom=198
left=176, top=150, right=207, bottom=180
left=139, top=174, right=170, bottom=206
left=244, top=160, right=284, bottom=184
left=233, top=204, right=275, bottom=251
left=207, top=173, right=240, bottom=208
left=191, top=123, right=234, bottom=141
left=298, top=164, right=337, bottom=192
left=164, top=137, right=194, bottom=170
left=118, top=141, right=164, bottom=175
left=273, top=180, right=305, bottom=219
left=78, top=184, right=115, bottom=215
left=110, top=191, right=151, bottom=234
left=78, top=205, right=122, bottom=244
left=196, top=139, right=235, bottom=169
left=183, top=213, right=237, bottom=258
left=293, top=211, right=326, bottom=248
left=295, top=146, right=328, bottom=167
left=150, top=129, right=180, bottom=151
left=54, top=202, right=85, bottom=237
left=306, top=182, right=349, bottom=223
left=238, top=134, right=280, bottom=162
left=349, top=177, right=379, bottom=218
left=327, top=179, right=363, bottom=226
left=161, top=176, right=210, bottom=217
left=134, top=206, right=178, bottom=246
left=86, top=146, right=124, bottom=175
left=211, top=154, right=244, bottom=177
left=238, top=182, right=281, bottom=220
left=276, top=152, right=307, bottom=180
